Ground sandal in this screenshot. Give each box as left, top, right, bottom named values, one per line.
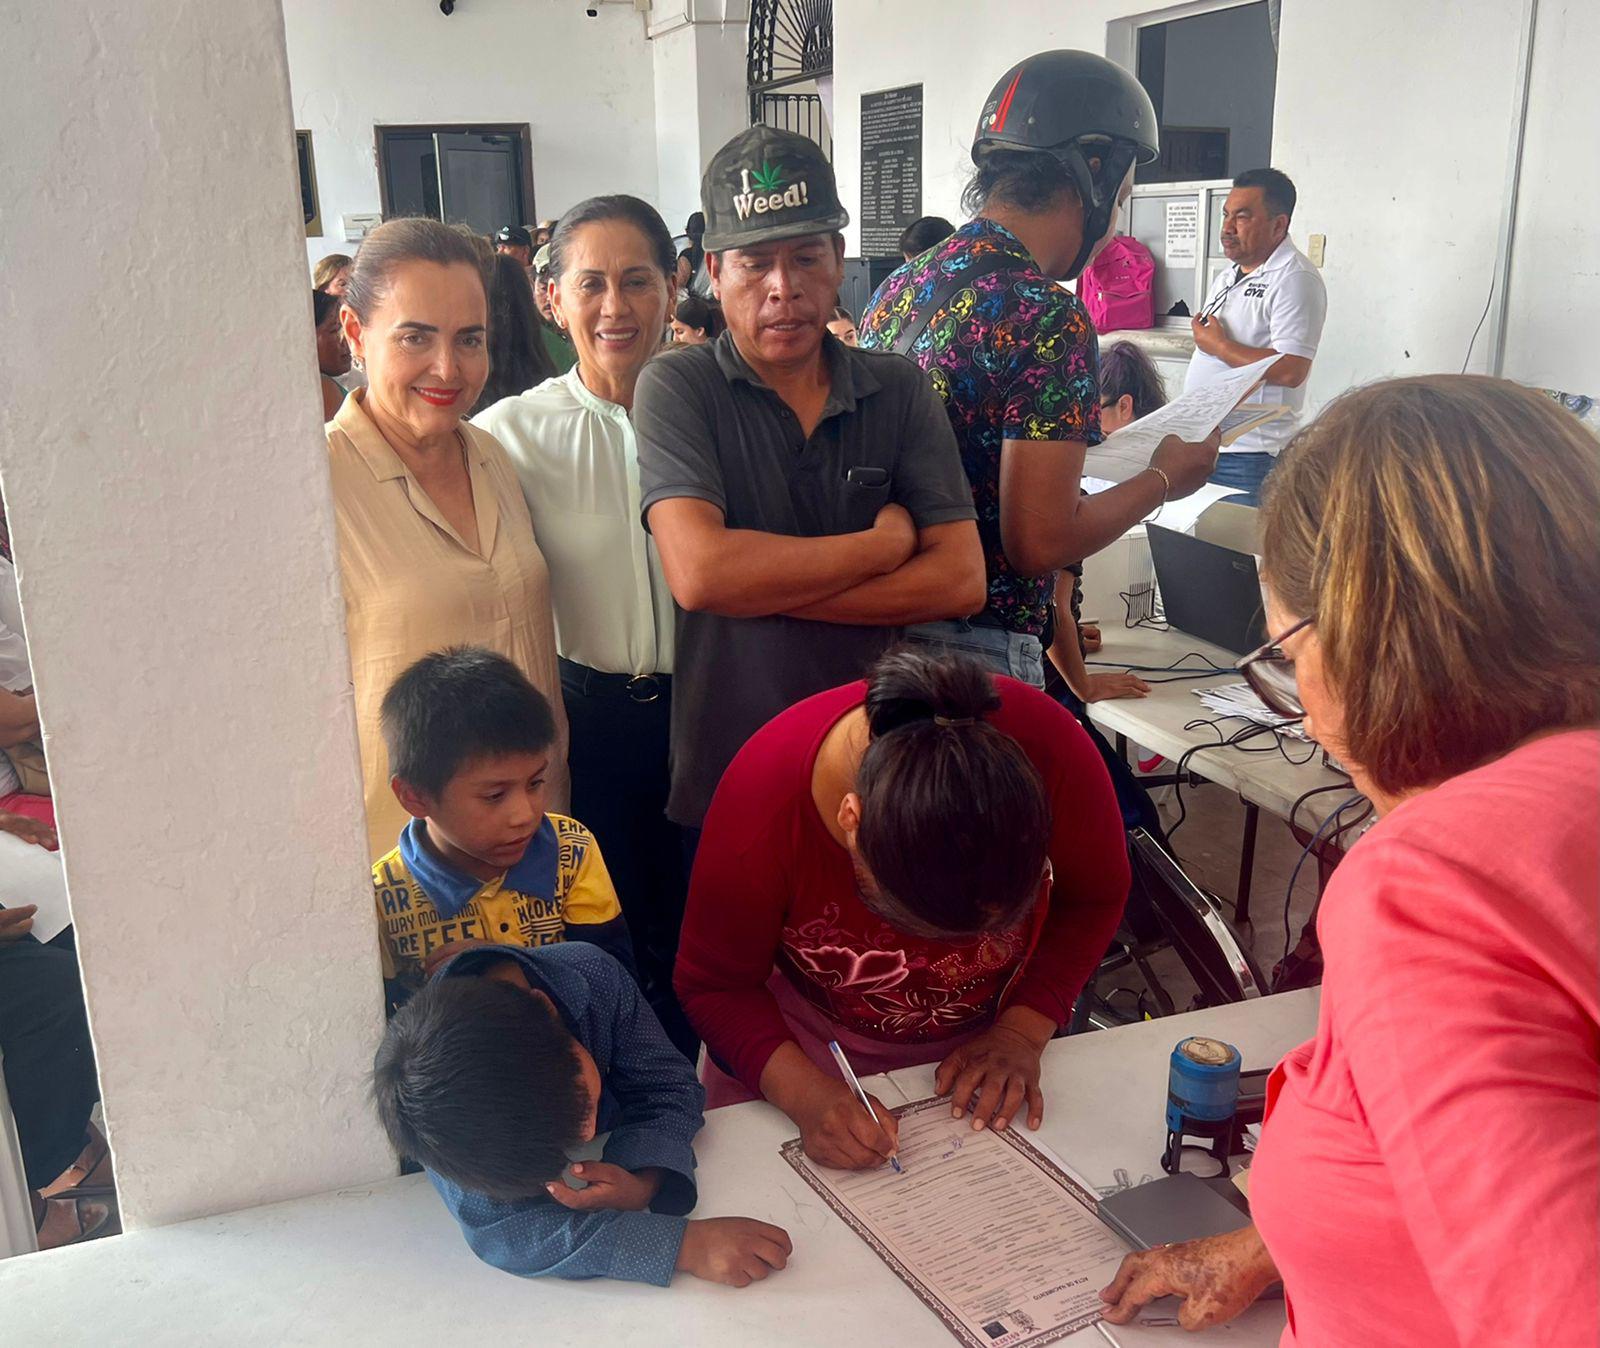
left=33, top=1190, right=115, bottom=1250
left=39, top=1124, right=112, bottom=1198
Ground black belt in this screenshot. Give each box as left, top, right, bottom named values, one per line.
left=559, top=657, right=670, bottom=704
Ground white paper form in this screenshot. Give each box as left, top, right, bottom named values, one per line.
left=1085, top=355, right=1279, bottom=484
left=0, top=829, right=71, bottom=941
left=781, top=1097, right=1131, bottom=1347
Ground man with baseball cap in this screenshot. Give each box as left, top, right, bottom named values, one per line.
left=634, top=125, right=984, bottom=833
left=860, top=50, right=1220, bottom=686
left=493, top=223, right=533, bottom=267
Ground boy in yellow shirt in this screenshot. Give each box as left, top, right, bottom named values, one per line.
left=372, top=647, right=632, bottom=1008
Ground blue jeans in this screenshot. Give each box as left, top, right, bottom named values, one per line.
left=1208, top=452, right=1277, bottom=507
left=904, top=619, right=1046, bottom=688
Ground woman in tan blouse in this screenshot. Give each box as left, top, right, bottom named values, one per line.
left=329, top=218, right=566, bottom=860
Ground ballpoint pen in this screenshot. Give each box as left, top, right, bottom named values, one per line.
left=827, top=1039, right=903, bottom=1173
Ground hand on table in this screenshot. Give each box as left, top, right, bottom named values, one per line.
left=1100, top=1226, right=1280, bottom=1329
left=677, top=1216, right=793, bottom=1288
left=0, top=904, right=36, bottom=943
left=794, top=1077, right=901, bottom=1170
left=1082, top=671, right=1150, bottom=702
left=1079, top=623, right=1103, bottom=654
left=0, top=810, right=55, bottom=850
left=546, top=1162, right=661, bottom=1213
left=935, top=1008, right=1052, bottom=1132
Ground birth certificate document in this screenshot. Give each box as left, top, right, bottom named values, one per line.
left=780, top=1097, right=1132, bottom=1346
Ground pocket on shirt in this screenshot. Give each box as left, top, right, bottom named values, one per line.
left=841, top=479, right=892, bottom=532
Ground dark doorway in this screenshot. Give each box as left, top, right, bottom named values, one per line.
left=375, top=125, right=535, bottom=234
left=1136, top=3, right=1277, bottom=185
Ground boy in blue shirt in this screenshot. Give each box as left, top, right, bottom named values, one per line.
left=371, top=647, right=633, bottom=1008
left=373, top=941, right=792, bottom=1286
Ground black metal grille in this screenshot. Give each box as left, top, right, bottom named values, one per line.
left=754, top=91, right=831, bottom=158
left=747, top=0, right=832, bottom=117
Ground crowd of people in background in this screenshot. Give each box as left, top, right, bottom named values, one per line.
left=293, top=46, right=1598, bottom=1329
left=2, top=43, right=1591, bottom=1342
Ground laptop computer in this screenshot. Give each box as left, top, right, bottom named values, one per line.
left=1146, top=523, right=1268, bottom=655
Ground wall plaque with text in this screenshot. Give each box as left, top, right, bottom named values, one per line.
left=859, top=85, right=923, bottom=258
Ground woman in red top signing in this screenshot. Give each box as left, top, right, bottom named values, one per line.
left=1101, top=376, right=1600, bottom=1345
left=673, top=648, right=1129, bottom=1170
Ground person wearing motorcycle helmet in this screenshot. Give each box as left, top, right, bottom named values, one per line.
left=860, top=50, right=1220, bottom=687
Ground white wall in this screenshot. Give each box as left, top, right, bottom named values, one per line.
left=1499, top=0, right=1600, bottom=394
left=1, top=0, right=394, bottom=1227
left=286, top=0, right=661, bottom=267
left=650, top=2, right=751, bottom=235
left=833, top=0, right=1597, bottom=414
left=1270, top=0, right=1525, bottom=408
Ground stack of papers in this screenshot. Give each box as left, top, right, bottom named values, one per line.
left=1192, top=683, right=1308, bottom=741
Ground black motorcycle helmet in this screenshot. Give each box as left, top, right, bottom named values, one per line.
left=972, top=50, right=1159, bottom=280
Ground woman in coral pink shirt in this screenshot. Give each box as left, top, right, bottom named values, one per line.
left=674, top=648, right=1129, bottom=1170
left=1101, top=376, right=1600, bottom=1344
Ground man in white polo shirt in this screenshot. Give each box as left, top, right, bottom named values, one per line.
left=1185, top=168, right=1327, bottom=505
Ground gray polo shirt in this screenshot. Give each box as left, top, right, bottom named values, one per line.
left=635, top=330, right=976, bottom=827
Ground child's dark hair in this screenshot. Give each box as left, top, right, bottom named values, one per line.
left=1098, top=339, right=1168, bottom=421
left=380, top=646, right=556, bottom=797
left=898, top=215, right=956, bottom=258
left=855, top=648, right=1050, bottom=939
left=373, top=976, right=589, bottom=1199
left=674, top=294, right=716, bottom=336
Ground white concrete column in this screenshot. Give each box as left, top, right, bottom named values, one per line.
left=651, top=0, right=752, bottom=233
left=0, top=0, right=394, bottom=1228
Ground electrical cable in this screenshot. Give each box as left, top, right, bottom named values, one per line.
left=1162, top=718, right=1279, bottom=843
left=1461, top=272, right=1497, bottom=373
left=1118, top=588, right=1167, bottom=632
left=1085, top=650, right=1234, bottom=682
left=1275, top=792, right=1365, bottom=984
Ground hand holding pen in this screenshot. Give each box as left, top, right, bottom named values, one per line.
left=827, top=1041, right=903, bottom=1174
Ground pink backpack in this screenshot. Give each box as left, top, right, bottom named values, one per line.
left=1079, top=235, right=1155, bottom=332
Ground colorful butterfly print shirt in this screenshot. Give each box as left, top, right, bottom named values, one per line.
left=860, top=218, right=1103, bottom=637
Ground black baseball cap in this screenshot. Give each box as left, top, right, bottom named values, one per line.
left=494, top=224, right=533, bottom=248
left=700, top=126, right=849, bottom=253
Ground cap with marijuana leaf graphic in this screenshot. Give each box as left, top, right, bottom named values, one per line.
left=700, top=125, right=849, bottom=253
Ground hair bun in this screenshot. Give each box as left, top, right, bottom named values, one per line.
left=864, top=647, right=1001, bottom=739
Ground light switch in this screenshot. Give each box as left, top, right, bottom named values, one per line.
left=1307, top=233, right=1326, bottom=267
left=343, top=213, right=382, bottom=243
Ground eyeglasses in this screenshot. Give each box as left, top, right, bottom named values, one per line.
left=1237, top=615, right=1314, bottom=720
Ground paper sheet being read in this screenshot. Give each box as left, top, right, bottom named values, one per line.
left=0, top=829, right=71, bottom=942
left=1085, top=354, right=1280, bottom=484
left=781, top=1097, right=1130, bottom=1347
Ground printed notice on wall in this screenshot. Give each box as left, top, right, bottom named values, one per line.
left=860, top=85, right=923, bottom=257
left=1165, top=200, right=1199, bottom=267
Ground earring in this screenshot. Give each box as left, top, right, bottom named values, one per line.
left=351, top=355, right=364, bottom=371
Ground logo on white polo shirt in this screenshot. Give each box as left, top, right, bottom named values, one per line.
left=734, top=162, right=811, bottom=221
